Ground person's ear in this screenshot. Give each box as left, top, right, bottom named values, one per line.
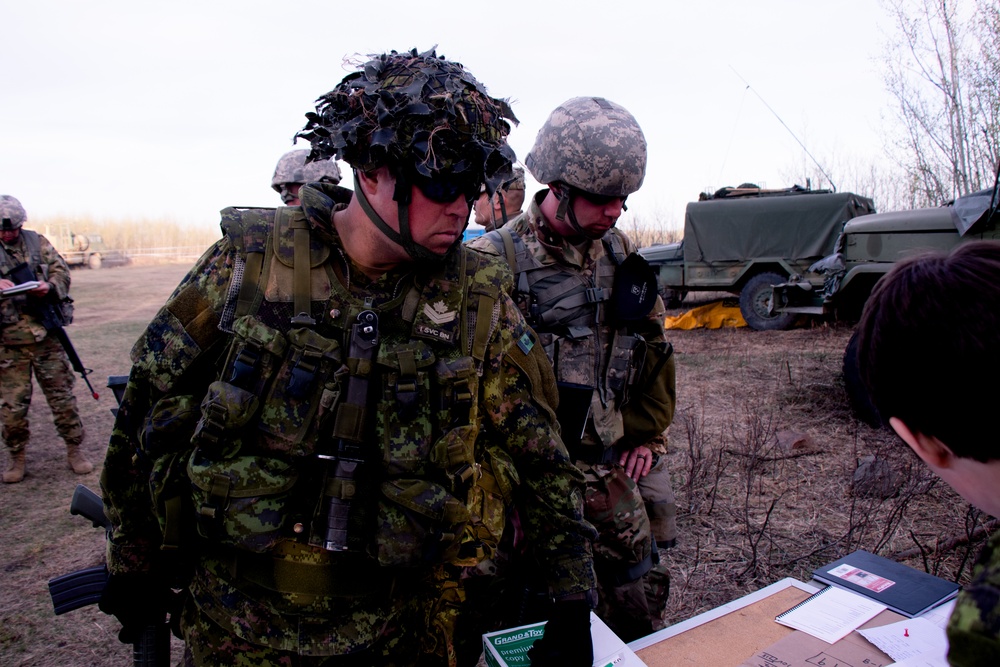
left=357, top=167, right=391, bottom=197
left=889, top=417, right=954, bottom=468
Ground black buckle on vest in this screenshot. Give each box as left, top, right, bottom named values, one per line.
left=585, top=287, right=606, bottom=303
left=287, top=350, right=321, bottom=399
left=229, top=343, right=261, bottom=388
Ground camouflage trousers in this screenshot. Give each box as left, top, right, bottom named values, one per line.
left=636, top=454, right=678, bottom=548
left=582, top=462, right=667, bottom=642
left=0, top=336, right=84, bottom=452
left=180, top=562, right=465, bottom=667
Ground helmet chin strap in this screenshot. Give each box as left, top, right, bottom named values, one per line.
left=553, top=185, right=607, bottom=241
left=352, top=171, right=447, bottom=263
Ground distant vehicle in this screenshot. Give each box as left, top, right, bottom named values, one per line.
left=771, top=188, right=1000, bottom=324
left=43, top=226, right=130, bottom=269
left=638, top=184, right=876, bottom=330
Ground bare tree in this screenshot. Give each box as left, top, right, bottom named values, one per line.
left=881, top=0, right=1000, bottom=206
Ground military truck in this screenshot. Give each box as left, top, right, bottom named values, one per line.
left=43, top=225, right=129, bottom=269
left=771, top=187, right=1000, bottom=324
left=638, top=185, right=876, bottom=330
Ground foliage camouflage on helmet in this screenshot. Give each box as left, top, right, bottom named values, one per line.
left=297, top=48, right=517, bottom=196
left=525, top=97, right=647, bottom=197
left=0, top=195, right=26, bottom=231
left=271, top=149, right=342, bottom=191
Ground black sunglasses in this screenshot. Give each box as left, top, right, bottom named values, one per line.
left=410, top=171, right=483, bottom=204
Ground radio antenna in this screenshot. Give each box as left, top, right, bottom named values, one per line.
left=730, top=66, right=837, bottom=192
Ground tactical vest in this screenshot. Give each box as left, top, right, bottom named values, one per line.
left=145, top=207, right=517, bottom=604
left=483, top=227, right=641, bottom=452
left=0, top=230, right=71, bottom=327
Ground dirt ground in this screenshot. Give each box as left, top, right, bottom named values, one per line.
left=0, top=267, right=990, bottom=665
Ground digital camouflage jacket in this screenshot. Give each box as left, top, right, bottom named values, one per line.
left=468, top=190, right=674, bottom=453
left=948, top=532, right=1000, bottom=666
left=0, top=230, right=72, bottom=345
left=100, top=183, right=596, bottom=655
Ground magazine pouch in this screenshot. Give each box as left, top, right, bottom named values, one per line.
left=376, top=478, right=470, bottom=567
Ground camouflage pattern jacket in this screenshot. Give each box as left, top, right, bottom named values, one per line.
left=100, top=183, right=596, bottom=654
left=0, top=230, right=72, bottom=345
left=948, top=532, right=1000, bottom=666
left=468, top=190, right=673, bottom=455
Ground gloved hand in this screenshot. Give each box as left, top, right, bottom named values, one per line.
left=98, top=572, right=171, bottom=644
left=526, top=599, right=593, bottom=666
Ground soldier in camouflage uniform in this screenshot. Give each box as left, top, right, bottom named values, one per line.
left=473, top=166, right=526, bottom=232
left=0, top=195, right=90, bottom=484
left=857, top=240, right=1000, bottom=667
left=98, top=49, right=597, bottom=667
left=271, top=148, right=342, bottom=206
left=468, top=97, right=677, bottom=641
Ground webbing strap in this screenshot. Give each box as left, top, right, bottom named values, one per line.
left=235, top=251, right=264, bottom=319
left=281, top=208, right=315, bottom=327
left=160, top=495, right=184, bottom=551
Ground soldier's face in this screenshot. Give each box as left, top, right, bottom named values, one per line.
left=0, top=228, right=20, bottom=244
left=406, top=182, right=472, bottom=254
left=473, top=192, right=492, bottom=226
left=569, top=193, right=626, bottom=238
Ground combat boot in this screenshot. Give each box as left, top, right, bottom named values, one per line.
left=3, top=449, right=26, bottom=483
left=66, top=445, right=94, bottom=475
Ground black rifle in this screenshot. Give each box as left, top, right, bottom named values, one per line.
left=0, top=258, right=99, bottom=399
left=47, top=484, right=171, bottom=667
left=47, top=374, right=170, bottom=665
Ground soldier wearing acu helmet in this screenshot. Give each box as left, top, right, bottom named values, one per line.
left=98, top=49, right=597, bottom=667
left=271, top=148, right=342, bottom=206
left=474, top=165, right=526, bottom=232
left=0, top=195, right=90, bottom=484
left=469, top=96, right=679, bottom=640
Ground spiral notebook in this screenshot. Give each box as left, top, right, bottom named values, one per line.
left=775, top=585, right=887, bottom=643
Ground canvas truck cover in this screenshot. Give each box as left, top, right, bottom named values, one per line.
left=682, top=192, right=875, bottom=263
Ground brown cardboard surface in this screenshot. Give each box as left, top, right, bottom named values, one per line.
left=637, top=586, right=810, bottom=666
left=738, top=609, right=903, bottom=667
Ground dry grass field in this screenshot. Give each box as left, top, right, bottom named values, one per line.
left=0, top=264, right=990, bottom=666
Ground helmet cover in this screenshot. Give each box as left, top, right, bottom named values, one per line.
left=271, top=149, right=342, bottom=191
left=297, top=48, right=517, bottom=197
left=0, top=195, right=26, bottom=231
left=526, top=96, right=646, bottom=197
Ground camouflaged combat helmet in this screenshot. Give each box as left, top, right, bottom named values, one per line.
left=0, top=195, right=26, bottom=231
left=297, top=47, right=517, bottom=261
left=526, top=97, right=646, bottom=197
left=525, top=97, right=646, bottom=238
left=271, top=149, right=342, bottom=203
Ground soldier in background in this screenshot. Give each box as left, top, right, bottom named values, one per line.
left=0, top=195, right=90, bottom=483
left=468, top=97, right=677, bottom=640
left=271, top=148, right=342, bottom=205
left=473, top=165, right=526, bottom=232
left=857, top=240, right=1000, bottom=667
left=98, top=49, right=597, bottom=666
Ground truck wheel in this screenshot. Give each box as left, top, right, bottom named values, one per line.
left=659, top=287, right=686, bottom=309
left=88, top=253, right=102, bottom=270
left=842, top=330, right=882, bottom=427
left=739, top=272, right=795, bottom=330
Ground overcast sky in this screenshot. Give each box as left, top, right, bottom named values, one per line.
left=2, top=0, right=896, bottom=232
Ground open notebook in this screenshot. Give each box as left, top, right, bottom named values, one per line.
left=775, top=585, right=887, bottom=643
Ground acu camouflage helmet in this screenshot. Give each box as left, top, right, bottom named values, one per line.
left=271, top=149, right=342, bottom=191
left=526, top=97, right=647, bottom=197
left=297, top=48, right=517, bottom=198
left=0, top=195, right=26, bottom=231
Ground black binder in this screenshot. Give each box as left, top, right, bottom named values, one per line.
left=812, top=550, right=960, bottom=618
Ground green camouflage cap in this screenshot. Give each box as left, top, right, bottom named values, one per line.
left=271, top=149, right=342, bottom=191
left=0, top=195, right=26, bottom=231
left=504, top=165, right=526, bottom=191
left=525, top=96, right=647, bottom=197
left=297, top=48, right=517, bottom=197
